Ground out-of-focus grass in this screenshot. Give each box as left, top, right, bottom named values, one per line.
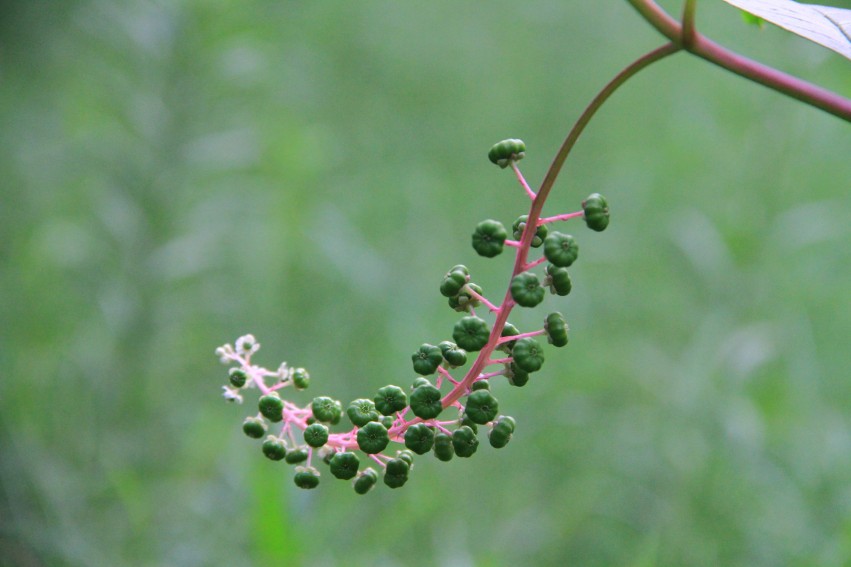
left=1, top=1, right=849, bottom=566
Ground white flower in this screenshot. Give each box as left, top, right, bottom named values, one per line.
left=222, top=385, right=243, bottom=404
left=276, top=362, right=289, bottom=381
left=235, top=334, right=260, bottom=356
left=215, top=344, right=236, bottom=364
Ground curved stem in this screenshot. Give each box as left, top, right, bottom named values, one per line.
left=439, top=42, right=680, bottom=411
left=626, top=0, right=851, bottom=122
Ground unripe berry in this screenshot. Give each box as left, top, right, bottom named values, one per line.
left=488, top=138, right=526, bottom=168
left=472, top=220, right=508, bottom=258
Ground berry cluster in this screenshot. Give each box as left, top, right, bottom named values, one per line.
left=216, top=139, right=610, bottom=494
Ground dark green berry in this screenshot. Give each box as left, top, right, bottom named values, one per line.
left=409, top=384, right=443, bottom=420
left=329, top=451, right=361, bottom=480
left=440, top=268, right=468, bottom=298
left=285, top=447, right=309, bottom=464
left=258, top=393, right=284, bottom=422
left=582, top=193, right=610, bottom=232
left=543, top=232, right=579, bottom=267
left=374, top=385, right=408, bottom=416
left=488, top=138, right=526, bottom=168
left=506, top=363, right=530, bottom=387
left=448, top=282, right=483, bottom=313
left=380, top=415, right=394, bottom=429
left=412, top=343, right=444, bottom=375
left=545, top=312, right=569, bottom=347
left=510, top=271, right=545, bottom=308
left=411, top=377, right=432, bottom=390
left=512, top=215, right=548, bottom=247
left=489, top=415, right=517, bottom=449
left=311, top=396, right=342, bottom=424
left=512, top=337, right=545, bottom=373
left=471, top=379, right=490, bottom=391
left=438, top=341, right=468, bottom=368
left=293, top=467, right=320, bottom=489
left=396, top=449, right=415, bottom=466
left=404, top=423, right=436, bottom=454
left=304, top=423, right=329, bottom=448
left=353, top=468, right=378, bottom=495
left=433, top=432, right=454, bottom=461
left=242, top=416, right=267, bottom=439
left=383, top=458, right=410, bottom=489
left=545, top=264, right=572, bottom=296
left=357, top=421, right=390, bottom=454
left=291, top=367, right=310, bottom=390
left=347, top=398, right=380, bottom=427
left=464, top=389, right=499, bottom=425
left=499, top=323, right=520, bottom=353
left=452, top=425, right=479, bottom=458
left=228, top=368, right=247, bottom=388
left=459, top=413, right=479, bottom=434
left=262, top=436, right=287, bottom=461
left=452, top=316, right=490, bottom=352
left=472, top=220, right=507, bottom=258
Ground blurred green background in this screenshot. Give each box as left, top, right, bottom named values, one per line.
left=2, top=1, right=850, bottom=565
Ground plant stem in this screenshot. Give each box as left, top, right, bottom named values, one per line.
left=626, top=0, right=851, bottom=122
left=439, top=42, right=680, bottom=411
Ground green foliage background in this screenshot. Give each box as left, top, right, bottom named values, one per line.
left=2, top=1, right=850, bottom=565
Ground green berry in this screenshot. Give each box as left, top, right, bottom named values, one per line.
left=448, top=283, right=483, bottom=313
left=383, top=458, right=410, bottom=489
left=545, top=264, right=572, bottom=296
left=499, top=323, right=520, bottom=353
left=510, top=271, right=545, bottom=308
left=262, top=436, right=287, bottom=461
left=433, top=432, right=454, bottom=461
left=489, top=415, right=517, bottom=449
left=438, top=341, right=468, bottom=368
left=472, top=219, right=508, bottom=258
left=471, top=379, right=490, bottom=391
left=396, top=449, right=415, bottom=466
left=545, top=312, right=569, bottom=347
left=412, top=343, right=444, bottom=375
left=304, top=423, right=329, bottom=448
left=512, top=337, right=545, bottom=373
left=582, top=193, right=610, bottom=232
left=506, top=363, right=530, bottom=387
left=242, top=416, right=267, bottom=439
left=464, top=390, right=499, bottom=425
left=374, top=385, right=408, bottom=416
left=228, top=368, right=247, bottom=388
left=329, top=451, right=361, bottom=480
left=459, top=413, right=479, bottom=434
left=452, top=425, right=479, bottom=458
left=285, top=447, right=309, bottom=464
left=404, top=423, right=436, bottom=454
left=411, top=377, right=432, bottom=390
left=347, top=398, right=380, bottom=427
left=543, top=232, right=579, bottom=267
left=293, top=467, right=320, bottom=489
left=353, top=468, right=379, bottom=495
left=488, top=138, right=526, bottom=168
left=409, top=384, right=443, bottom=420
left=311, top=396, right=343, bottom=424
left=512, top=215, right=548, bottom=247
left=357, top=421, right=390, bottom=454
left=440, top=268, right=468, bottom=298
left=291, top=367, right=310, bottom=390
left=258, top=393, right=284, bottom=422
left=380, top=415, right=394, bottom=429
left=452, top=316, right=490, bottom=352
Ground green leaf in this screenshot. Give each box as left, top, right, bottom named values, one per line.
left=722, top=0, right=851, bottom=60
